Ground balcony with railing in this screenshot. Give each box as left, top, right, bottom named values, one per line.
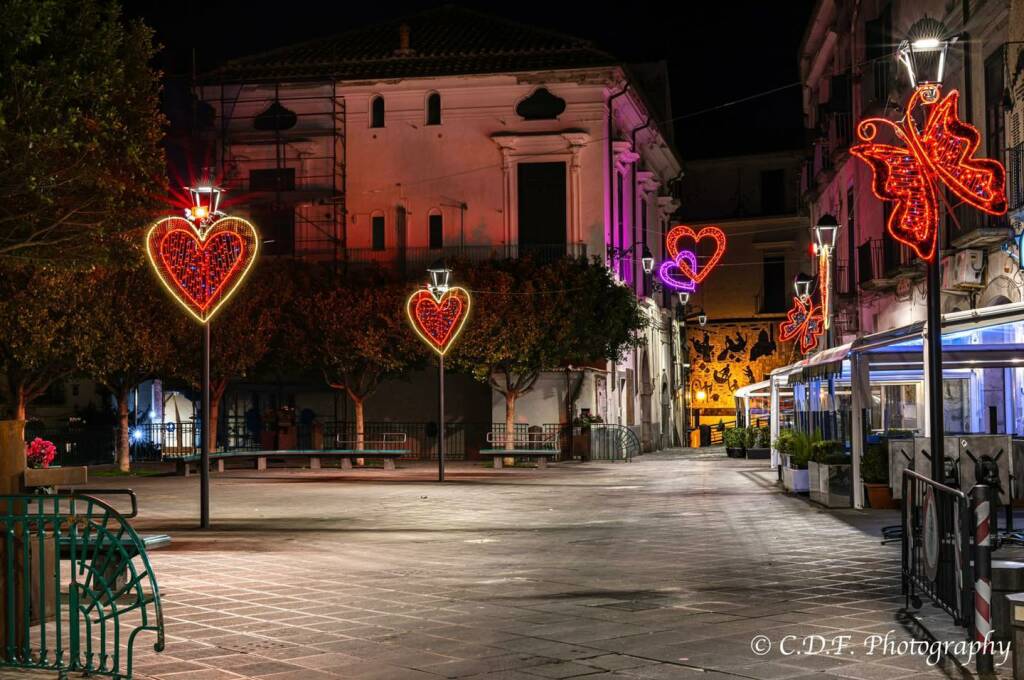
left=949, top=199, right=1011, bottom=249
left=1009, top=141, right=1024, bottom=216
left=286, top=242, right=588, bottom=276
left=858, top=238, right=897, bottom=290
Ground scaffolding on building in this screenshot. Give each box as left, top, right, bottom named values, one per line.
left=195, top=80, right=347, bottom=263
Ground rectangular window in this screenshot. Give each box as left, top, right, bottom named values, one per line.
left=760, top=169, right=785, bottom=214
left=372, top=215, right=386, bottom=251
left=762, top=255, right=786, bottom=312
left=846, top=187, right=856, bottom=293
left=252, top=205, right=294, bottom=256
left=429, top=213, right=443, bottom=250
left=249, top=168, right=296, bottom=192
left=517, top=162, right=567, bottom=256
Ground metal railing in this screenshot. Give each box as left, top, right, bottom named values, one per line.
left=0, top=493, right=164, bottom=679
left=289, top=243, right=588, bottom=272
left=485, top=430, right=559, bottom=450
left=1009, top=142, right=1024, bottom=212
left=587, top=424, right=639, bottom=462
left=901, top=469, right=970, bottom=624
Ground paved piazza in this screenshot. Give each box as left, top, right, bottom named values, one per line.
left=5, top=450, right=1003, bottom=679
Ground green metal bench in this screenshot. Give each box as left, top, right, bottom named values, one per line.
left=0, top=492, right=165, bottom=679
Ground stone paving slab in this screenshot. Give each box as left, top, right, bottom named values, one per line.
left=0, top=453, right=1008, bottom=679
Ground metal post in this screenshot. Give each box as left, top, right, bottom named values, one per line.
left=927, top=255, right=944, bottom=483
left=201, top=321, right=211, bottom=529
left=972, top=483, right=994, bottom=674
left=681, top=320, right=689, bottom=444
left=438, top=355, right=445, bottom=482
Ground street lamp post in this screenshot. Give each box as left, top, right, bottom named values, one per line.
left=676, top=292, right=707, bottom=443
left=427, top=260, right=451, bottom=482
left=899, top=35, right=952, bottom=484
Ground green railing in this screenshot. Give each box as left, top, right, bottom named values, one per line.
left=0, top=493, right=164, bottom=679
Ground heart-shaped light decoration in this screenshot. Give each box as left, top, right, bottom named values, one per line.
left=146, top=216, right=259, bottom=324
left=657, top=250, right=698, bottom=292
left=406, top=287, right=471, bottom=355
left=665, top=225, right=727, bottom=284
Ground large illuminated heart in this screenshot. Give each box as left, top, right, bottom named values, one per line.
left=657, top=250, right=698, bottom=292
left=406, top=287, right=471, bottom=355
left=145, top=216, right=260, bottom=323
left=665, top=225, right=727, bottom=284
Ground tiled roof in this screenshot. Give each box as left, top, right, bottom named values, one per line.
left=202, top=6, right=619, bottom=83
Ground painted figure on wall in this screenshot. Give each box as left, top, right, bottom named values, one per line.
left=688, top=321, right=793, bottom=412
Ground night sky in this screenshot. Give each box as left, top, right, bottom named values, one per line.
left=125, top=0, right=815, bottom=159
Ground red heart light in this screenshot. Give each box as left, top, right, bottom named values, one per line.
left=146, top=216, right=259, bottom=323
left=665, top=225, right=727, bottom=284
left=406, top=287, right=471, bottom=355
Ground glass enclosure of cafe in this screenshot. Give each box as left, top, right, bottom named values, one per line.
left=739, top=304, right=1024, bottom=449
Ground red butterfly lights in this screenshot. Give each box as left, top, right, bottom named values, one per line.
left=779, top=295, right=825, bottom=355
left=850, top=85, right=1007, bottom=261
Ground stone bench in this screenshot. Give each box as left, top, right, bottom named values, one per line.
left=480, top=449, right=558, bottom=469
left=172, top=450, right=408, bottom=476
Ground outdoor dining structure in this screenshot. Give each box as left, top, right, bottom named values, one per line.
left=741, top=300, right=1024, bottom=509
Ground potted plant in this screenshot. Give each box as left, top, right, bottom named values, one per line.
left=723, top=427, right=745, bottom=458
left=862, top=442, right=897, bottom=509
left=808, top=440, right=851, bottom=507
left=777, top=430, right=815, bottom=493
left=746, top=426, right=771, bottom=460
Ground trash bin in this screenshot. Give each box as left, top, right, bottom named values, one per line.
left=699, top=425, right=712, bottom=447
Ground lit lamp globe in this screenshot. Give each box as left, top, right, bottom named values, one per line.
left=641, top=245, right=655, bottom=275
left=897, top=24, right=955, bottom=91
left=813, top=213, right=840, bottom=256
left=186, top=182, right=224, bottom=225
left=793, top=272, right=814, bottom=301
left=427, top=259, right=452, bottom=297
left=677, top=291, right=690, bottom=306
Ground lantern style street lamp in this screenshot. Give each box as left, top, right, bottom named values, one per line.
left=793, top=271, right=814, bottom=301
left=427, top=259, right=452, bottom=296
left=897, top=35, right=954, bottom=90
left=813, top=213, right=840, bottom=331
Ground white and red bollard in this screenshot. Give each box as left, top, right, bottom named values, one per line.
left=973, top=484, right=995, bottom=674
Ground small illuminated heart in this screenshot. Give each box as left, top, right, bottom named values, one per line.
left=146, top=216, right=259, bottom=323
left=407, top=287, right=471, bottom=355
left=665, top=225, right=727, bottom=284
left=657, top=250, right=698, bottom=292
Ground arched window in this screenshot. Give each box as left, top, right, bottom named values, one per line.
left=428, top=209, right=443, bottom=249
left=426, top=92, right=441, bottom=126
left=370, top=96, right=385, bottom=128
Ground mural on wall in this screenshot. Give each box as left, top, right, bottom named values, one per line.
left=688, top=322, right=796, bottom=412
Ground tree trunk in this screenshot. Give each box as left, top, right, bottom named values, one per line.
left=208, top=379, right=227, bottom=453
left=14, top=385, right=27, bottom=421
left=504, top=392, right=517, bottom=451
left=353, top=397, right=365, bottom=451
left=117, top=387, right=130, bottom=472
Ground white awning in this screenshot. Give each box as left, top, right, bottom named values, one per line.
left=734, top=380, right=770, bottom=399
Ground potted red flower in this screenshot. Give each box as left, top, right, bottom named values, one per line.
left=25, top=438, right=56, bottom=469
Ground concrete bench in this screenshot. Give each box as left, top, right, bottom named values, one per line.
left=480, top=449, right=558, bottom=469
left=172, top=450, right=408, bottom=476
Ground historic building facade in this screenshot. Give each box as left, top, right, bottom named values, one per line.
left=193, top=7, right=683, bottom=450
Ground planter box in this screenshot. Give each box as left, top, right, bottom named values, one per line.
left=725, top=447, right=744, bottom=458
left=745, top=447, right=770, bottom=460
left=781, top=455, right=809, bottom=493
left=23, top=466, right=87, bottom=489
left=808, top=461, right=852, bottom=508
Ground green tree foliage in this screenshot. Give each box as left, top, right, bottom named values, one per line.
left=294, top=269, right=424, bottom=450
left=0, top=264, right=87, bottom=420
left=451, top=257, right=646, bottom=446
left=0, top=0, right=166, bottom=262
left=76, top=263, right=179, bottom=471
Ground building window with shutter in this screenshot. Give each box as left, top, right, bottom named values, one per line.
left=428, top=211, right=443, bottom=249
left=371, top=213, right=386, bottom=250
